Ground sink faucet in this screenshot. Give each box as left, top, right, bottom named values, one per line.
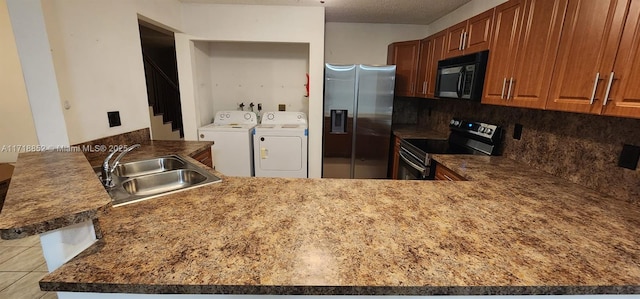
left=100, top=144, right=141, bottom=187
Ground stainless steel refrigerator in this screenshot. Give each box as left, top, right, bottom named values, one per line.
left=322, top=64, right=396, bottom=179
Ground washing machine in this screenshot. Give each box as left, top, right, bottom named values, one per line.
left=198, top=111, right=257, bottom=177
left=253, top=112, right=308, bottom=178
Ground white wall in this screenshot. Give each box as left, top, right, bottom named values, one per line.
left=178, top=4, right=324, bottom=178
left=325, top=22, right=427, bottom=65
left=39, top=0, right=182, bottom=144
left=6, top=0, right=69, bottom=147
left=207, top=42, right=309, bottom=116
left=0, top=0, right=38, bottom=163
left=193, top=41, right=214, bottom=127
left=426, top=0, right=508, bottom=35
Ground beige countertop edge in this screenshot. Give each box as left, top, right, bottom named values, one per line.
left=38, top=282, right=640, bottom=295
left=0, top=204, right=110, bottom=240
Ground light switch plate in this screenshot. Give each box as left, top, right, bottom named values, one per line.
left=108, top=111, right=121, bottom=127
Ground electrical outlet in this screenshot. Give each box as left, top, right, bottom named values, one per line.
left=618, top=144, right=640, bottom=170
left=278, top=104, right=286, bottom=111
left=513, top=123, right=523, bottom=140
left=107, top=111, right=121, bottom=127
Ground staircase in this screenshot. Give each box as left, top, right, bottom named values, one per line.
left=143, top=54, right=184, bottom=138
left=149, top=107, right=182, bottom=140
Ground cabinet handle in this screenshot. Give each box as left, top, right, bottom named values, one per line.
left=589, top=72, right=600, bottom=105
left=603, top=72, right=615, bottom=106
left=462, top=32, right=467, bottom=49
left=501, top=78, right=507, bottom=99
left=507, top=77, right=514, bottom=100
left=459, top=32, right=464, bottom=50
left=423, top=81, right=427, bottom=94
left=443, top=174, right=454, bottom=181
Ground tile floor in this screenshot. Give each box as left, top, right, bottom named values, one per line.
left=0, top=234, right=57, bottom=298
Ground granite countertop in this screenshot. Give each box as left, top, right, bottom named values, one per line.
left=392, top=124, right=449, bottom=140
left=0, top=140, right=213, bottom=240
left=23, top=144, right=640, bottom=295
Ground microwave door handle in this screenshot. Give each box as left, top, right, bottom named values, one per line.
left=457, top=70, right=464, bottom=98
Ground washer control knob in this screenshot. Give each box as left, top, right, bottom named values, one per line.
left=225, top=113, right=230, bottom=118
left=199, top=134, right=204, bottom=139
left=267, top=113, right=274, bottom=120
left=244, top=113, right=252, bottom=120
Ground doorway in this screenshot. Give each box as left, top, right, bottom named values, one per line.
left=138, top=20, right=183, bottom=140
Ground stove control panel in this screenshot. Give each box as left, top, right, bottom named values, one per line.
left=449, top=118, right=500, bottom=140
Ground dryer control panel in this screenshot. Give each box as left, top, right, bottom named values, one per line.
left=261, top=112, right=307, bottom=125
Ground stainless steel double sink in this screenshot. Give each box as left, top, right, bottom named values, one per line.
left=94, top=155, right=221, bottom=207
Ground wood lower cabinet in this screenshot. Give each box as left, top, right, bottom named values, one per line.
left=391, top=136, right=401, bottom=179
left=416, top=30, right=446, bottom=98
left=387, top=40, right=420, bottom=97
left=444, top=9, right=494, bottom=59
left=434, top=163, right=466, bottom=181
left=191, top=147, right=213, bottom=168
left=546, top=0, right=628, bottom=114
left=483, top=0, right=566, bottom=109
left=602, top=0, right=640, bottom=118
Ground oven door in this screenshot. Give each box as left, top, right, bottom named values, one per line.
left=397, top=147, right=429, bottom=180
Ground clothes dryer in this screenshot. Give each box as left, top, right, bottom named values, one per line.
left=253, top=112, right=308, bottom=178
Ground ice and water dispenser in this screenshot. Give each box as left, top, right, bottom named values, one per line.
left=330, top=109, right=348, bottom=134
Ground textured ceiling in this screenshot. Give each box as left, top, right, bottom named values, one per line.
left=179, top=0, right=472, bottom=25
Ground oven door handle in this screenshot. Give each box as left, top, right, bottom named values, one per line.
left=399, top=151, right=426, bottom=174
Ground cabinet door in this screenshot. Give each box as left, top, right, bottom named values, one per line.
left=604, top=0, right=640, bottom=119
left=427, top=31, right=447, bottom=97
left=509, top=0, right=568, bottom=109
left=389, top=40, right=420, bottom=97
left=444, top=21, right=467, bottom=58
left=482, top=0, right=524, bottom=106
left=434, top=163, right=466, bottom=181
left=465, top=9, right=495, bottom=54
left=546, top=0, right=628, bottom=114
left=415, top=38, right=433, bottom=98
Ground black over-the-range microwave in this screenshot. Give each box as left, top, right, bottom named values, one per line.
left=434, top=50, right=489, bottom=101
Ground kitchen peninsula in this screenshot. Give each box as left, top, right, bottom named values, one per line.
left=1, top=141, right=640, bottom=297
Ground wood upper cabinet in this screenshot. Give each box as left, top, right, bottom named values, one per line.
left=415, top=38, right=433, bottom=98
left=415, top=30, right=446, bottom=98
left=444, top=9, right=494, bottom=59
left=602, top=0, right=640, bottom=118
left=546, top=0, right=628, bottom=114
left=387, top=40, right=420, bottom=97
left=483, top=0, right=567, bottom=109
left=482, top=0, right=524, bottom=105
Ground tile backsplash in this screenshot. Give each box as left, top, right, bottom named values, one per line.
left=394, top=98, right=640, bottom=203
